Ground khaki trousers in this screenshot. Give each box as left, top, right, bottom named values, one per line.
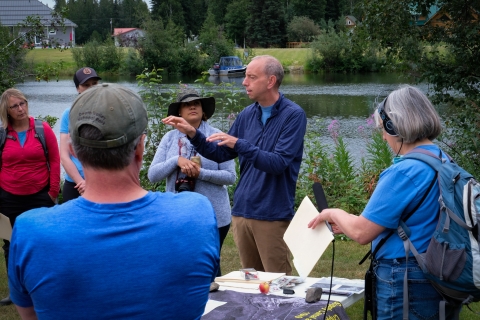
left=232, top=216, right=292, bottom=274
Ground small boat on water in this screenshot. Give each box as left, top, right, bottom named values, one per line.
left=208, top=56, right=246, bottom=77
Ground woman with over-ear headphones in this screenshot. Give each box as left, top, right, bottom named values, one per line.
left=308, top=85, right=462, bottom=319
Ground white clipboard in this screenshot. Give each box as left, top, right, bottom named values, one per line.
left=283, top=196, right=334, bottom=279
left=0, top=213, right=12, bottom=241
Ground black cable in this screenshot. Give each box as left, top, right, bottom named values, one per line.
left=323, top=237, right=335, bottom=320
left=312, top=182, right=336, bottom=320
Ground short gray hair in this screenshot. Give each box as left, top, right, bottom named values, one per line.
left=252, top=55, right=284, bottom=88
left=374, top=85, right=442, bottom=143
left=73, top=124, right=142, bottom=170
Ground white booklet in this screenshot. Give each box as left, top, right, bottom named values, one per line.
left=215, top=271, right=285, bottom=284
left=283, top=196, right=334, bottom=279
left=0, top=213, right=12, bottom=241
left=310, top=277, right=365, bottom=296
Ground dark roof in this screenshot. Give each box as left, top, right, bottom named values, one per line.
left=411, top=5, right=440, bottom=26
left=0, top=0, right=77, bottom=27
left=346, top=15, right=357, bottom=23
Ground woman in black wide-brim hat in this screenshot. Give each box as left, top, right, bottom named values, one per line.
left=148, top=87, right=236, bottom=277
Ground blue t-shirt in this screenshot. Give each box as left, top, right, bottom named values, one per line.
left=60, top=108, right=84, bottom=182
left=362, top=145, right=447, bottom=260
left=260, top=105, right=273, bottom=125
left=18, top=131, right=27, bottom=147
left=8, top=191, right=219, bottom=319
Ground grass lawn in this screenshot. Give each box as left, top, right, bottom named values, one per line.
left=236, top=47, right=310, bottom=67
left=2, top=231, right=480, bottom=319
left=23, top=47, right=310, bottom=77
left=25, top=48, right=77, bottom=75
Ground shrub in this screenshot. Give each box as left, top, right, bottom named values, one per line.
left=139, top=18, right=191, bottom=74
left=297, top=117, right=391, bottom=214
left=121, top=48, right=144, bottom=76
left=287, top=16, right=321, bottom=42
left=136, top=67, right=172, bottom=192
left=307, top=26, right=386, bottom=73
left=100, top=38, right=123, bottom=72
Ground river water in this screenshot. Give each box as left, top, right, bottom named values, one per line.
left=15, top=72, right=432, bottom=164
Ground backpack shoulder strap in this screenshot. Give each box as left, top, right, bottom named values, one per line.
left=0, top=126, right=6, bottom=170
left=359, top=174, right=437, bottom=265
left=34, top=119, right=50, bottom=171
left=403, top=149, right=444, bottom=172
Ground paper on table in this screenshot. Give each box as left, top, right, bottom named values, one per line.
left=0, top=213, right=12, bottom=241
left=215, top=271, right=285, bottom=284
left=283, top=196, right=334, bottom=279
left=203, top=299, right=227, bottom=316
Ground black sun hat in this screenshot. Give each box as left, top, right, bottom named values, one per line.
left=167, top=88, right=215, bottom=119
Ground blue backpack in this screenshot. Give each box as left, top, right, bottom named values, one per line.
left=399, top=149, right=480, bottom=319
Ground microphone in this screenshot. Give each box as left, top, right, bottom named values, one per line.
left=312, top=182, right=334, bottom=234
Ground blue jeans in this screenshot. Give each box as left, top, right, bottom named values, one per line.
left=375, top=258, right=449, bottom=320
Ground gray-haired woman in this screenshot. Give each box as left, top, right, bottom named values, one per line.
left=148, top=87, right=236, bottom=277
left=308, top=85, right=462, bottom=319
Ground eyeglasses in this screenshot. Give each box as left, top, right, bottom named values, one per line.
left=377, top=97, right=398, bottom=136
left=9, top=101, right=27, bottom=111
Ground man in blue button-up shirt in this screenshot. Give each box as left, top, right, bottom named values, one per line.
left=163, top=55, right=307, bottom=274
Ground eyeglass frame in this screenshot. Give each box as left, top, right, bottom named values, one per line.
left=377, top=96, right=398, bottom=136
left=9, top=101, right=27, bottom=111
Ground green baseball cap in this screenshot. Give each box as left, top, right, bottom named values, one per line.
left=69, top=83, right=148, bottom=148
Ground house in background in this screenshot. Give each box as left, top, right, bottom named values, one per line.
left=0, top=0, right=77, bottom=47
left=411, top=4, right=478, bottom=28
left=345, top=15, right=358, bottom=28
left=112, top=28, right=144, bottom=47
left=425, top=6, right=478, bottom=27
left=411, top=5, right=440, bottom=26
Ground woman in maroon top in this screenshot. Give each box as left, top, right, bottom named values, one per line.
left=0, top=88, right=60, bottom=306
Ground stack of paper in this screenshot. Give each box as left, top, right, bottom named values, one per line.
left=215, top=271, right=285, bottom=284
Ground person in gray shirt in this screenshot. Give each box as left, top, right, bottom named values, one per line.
left=148, top=88, right=236, bottom=276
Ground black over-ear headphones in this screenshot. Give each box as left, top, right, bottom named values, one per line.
left=377, top=96, right=398, bottom=136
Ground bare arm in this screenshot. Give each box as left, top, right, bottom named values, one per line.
left=162, top=116, right=197, bottom=138
left=308, top=208, right=385, bottom=245
left=60, top=133, right=85, bottom=194
left=15, top=305, right=37, bottom=320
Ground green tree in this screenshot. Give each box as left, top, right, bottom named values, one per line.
left=198, top=11, right=235, bottom=68
left=206, top=0, right=234, bottom=26
left=290, top=0, right=326, bottom=25
left=225, top=0, right=250, bottom=45
left=54, top=0, right=67, bottom=11
left=358, top=0, right=480, bottom=175
left=181, top=0, right=207, bottom=36
left=151, top=0, right=186, bottom=33
left=0, top=23, right=26, bottom=91
left=98, top=0, right=116, bottom=39
left=66, top=0, right=97, bottom=44
left=139, top=18, right=187, bottom=74
left=118, top=0, right=149, bottom=28
left=245, top=0, right=287, bottom=47
left=0, top=11, right=66, bottom=91
left=325, top=0, right=349, bottom=22
left=287, top=16, right=321, bottom=42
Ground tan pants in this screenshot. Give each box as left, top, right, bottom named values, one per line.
left=232, top=216, right=292, bottom=274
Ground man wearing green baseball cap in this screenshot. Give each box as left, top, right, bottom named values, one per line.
left=7, top=84, right=219, bottom=319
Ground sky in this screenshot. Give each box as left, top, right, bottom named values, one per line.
left=40, top=0, right=55, bottom=9
left=41, top=0, right=151, bottom=10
